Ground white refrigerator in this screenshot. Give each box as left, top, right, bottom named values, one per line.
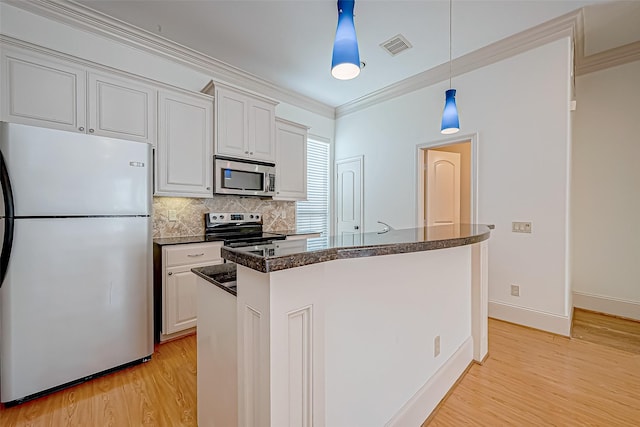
left=0, top=122, right=153, bottom=404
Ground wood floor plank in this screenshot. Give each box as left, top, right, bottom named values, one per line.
left=0, top=335, right=198, bottom=427
left=425, top=317, right=640, bottom=426
left=3, top=312, right=639, bottom=426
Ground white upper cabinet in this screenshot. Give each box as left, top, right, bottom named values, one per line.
left=1, top=49, right=87, bottom=134
left=274, top=118, right=308, bottom=201
left=1, top=47, right=156, bottom=145
left=88, top=72, right=156, bottom=144
left=155, top=89, right=213, bottom=198
left=207, top=82, right=277, bottom=163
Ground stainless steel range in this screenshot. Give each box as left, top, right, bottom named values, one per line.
left=204, top=212, right=286, bottom=247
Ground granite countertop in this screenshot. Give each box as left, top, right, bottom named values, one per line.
left=269, top=229, right=322, bottom=237
left=191, top=263, right=237, bottom=296
left=222, top=224, right=493, bottom=273
left=153, top=235, right=213, bottom=246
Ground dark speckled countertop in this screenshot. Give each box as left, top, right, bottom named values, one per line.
left=191, top=263, right=237, bottom=296
left=222, top=224, right=493, bottom=273
left=153, top=235, right=217, bottom=246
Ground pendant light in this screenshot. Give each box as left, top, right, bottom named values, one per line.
left=441, top=0, right=460, bottom=134
left=331, top=0, right=360, bottom=80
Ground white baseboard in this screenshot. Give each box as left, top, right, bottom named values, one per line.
left=489, top=301, right=572, bottom=336
left=385, top=337, right=473, bottom=427
left=573, top=292, right=640, bottom=321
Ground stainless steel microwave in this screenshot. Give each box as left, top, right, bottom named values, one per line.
left=214, top=157, right=276, bottom=197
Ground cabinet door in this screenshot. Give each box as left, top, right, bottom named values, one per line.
left=165, top=265, right=200, bottom=334
left=156, top=90, right=213, bottom=198
left=88, top=72, right=156, bottom=144
left=1, top=49, right=86, bottom=133
left=274, top=119, right=307, bottom=201
left=248, top=99, right=276, bottom=162
left=216, top=87, right=249, bottom=159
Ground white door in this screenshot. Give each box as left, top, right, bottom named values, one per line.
left=336, top=156, right=363, bottom=243
left=426, top=150, right=461, bottom=226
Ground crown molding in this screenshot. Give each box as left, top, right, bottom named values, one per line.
left=5, top=1, right=636, bottom=121
left=336, top=9, right=580, bottom=118
left=576, top=41, right=640, bottom=76
left=3, top=0, right=336, bottom=119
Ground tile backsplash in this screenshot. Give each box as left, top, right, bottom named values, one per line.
left=152, top=196, right=296, bottom=238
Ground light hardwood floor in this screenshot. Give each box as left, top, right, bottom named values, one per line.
left=1, top=313, right=638, bottom=426
left=425, top=315, right=640, bottom=426
left=0, top=337, right=197, bottom=427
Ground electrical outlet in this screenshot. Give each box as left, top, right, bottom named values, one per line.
left=168, top=210, right=178, bottom=221
left=512, top=221, right=532, bottom=233
left=434, top=335, right=441, bottom=357
left=511, top=284, right=520, bottom=297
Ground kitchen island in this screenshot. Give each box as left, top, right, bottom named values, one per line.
left=195, top=224, right=491, bottom=427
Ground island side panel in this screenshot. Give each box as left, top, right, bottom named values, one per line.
left=471, top=240, right=489, bottom=362
left=267, top=245, right=473, bottom=427
left=236, top=266, right=272, bottom=427
left=196, top=278, right=238, bottom=427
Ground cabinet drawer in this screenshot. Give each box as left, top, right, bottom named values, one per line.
left=164, top=243, right=222, bottom=267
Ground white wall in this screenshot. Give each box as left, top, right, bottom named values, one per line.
left=572, top=60, right=640, bottom=320
left=0, top=2, right=335, bottom=142
left=335, top=38, right=574, bottom=334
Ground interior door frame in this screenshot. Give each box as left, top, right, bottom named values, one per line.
left=335, top=155, right=364, bottom=234
left=416, top=133, right=479, bottom=227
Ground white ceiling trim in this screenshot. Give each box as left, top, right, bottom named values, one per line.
left=5, top=0, right=336, bottom=119
left=576, top=41, right=640, bottom=76
left=336, top=9, right=580, bottom=118
left=6, top=1, right=637, bottom=120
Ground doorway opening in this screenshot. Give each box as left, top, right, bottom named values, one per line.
left=416, top=134, right=478, bottom=227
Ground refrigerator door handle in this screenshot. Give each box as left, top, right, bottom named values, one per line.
left=0, top=151, right=15, bottom=287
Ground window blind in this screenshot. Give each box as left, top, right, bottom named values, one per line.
left=296, top=138, right=330, bottom=249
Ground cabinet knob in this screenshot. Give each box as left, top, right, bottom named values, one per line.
left=206, top=187, right=211, bottom=190
left=168, top=272, right=173, bottom=276
left=89, top=128, right=95, bottom=133
left=249, top=152, right=253, bottom=155
left=245, top=151, right=249, bottom=154
left=78, top=126, right=85, bottom=132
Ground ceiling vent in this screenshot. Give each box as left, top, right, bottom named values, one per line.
left=380, top=34, right=412, bottom=56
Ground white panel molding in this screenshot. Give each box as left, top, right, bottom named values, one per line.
left=573, top=292, right=640, bottom=321
left=243, top=305, right=262, bottom=427
left=287, top=306, right=313, bottom=427
left=385, top=337, right=473, bottom=427
left=3, top=0, right=335, bottom=119
left=489, top=301, right=572, bottom=336
left=576, top=41, right=640, bottom=76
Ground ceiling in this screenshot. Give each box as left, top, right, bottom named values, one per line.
left=71, top=0, right=640, bottom=108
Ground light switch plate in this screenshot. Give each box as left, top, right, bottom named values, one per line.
left=512, top=221, right=532, bottom=233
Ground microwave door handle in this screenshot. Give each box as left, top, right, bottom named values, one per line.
left=265, top=172, right=269, bottom=192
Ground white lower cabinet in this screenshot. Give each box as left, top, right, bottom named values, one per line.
left=161, top=242, right=222, bottom=341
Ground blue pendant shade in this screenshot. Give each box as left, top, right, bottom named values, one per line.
left=331, top=0, right=360, bottom=80
left=441, top=89, right=460, bottom=134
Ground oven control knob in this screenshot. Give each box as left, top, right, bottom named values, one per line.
left=256, top=214, right=260, bottom=220
left=220, top=215, right=225, bottom=220
left=250, top=214, right=254, bottom=219
left=211, top=215, right=218, bottom=220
